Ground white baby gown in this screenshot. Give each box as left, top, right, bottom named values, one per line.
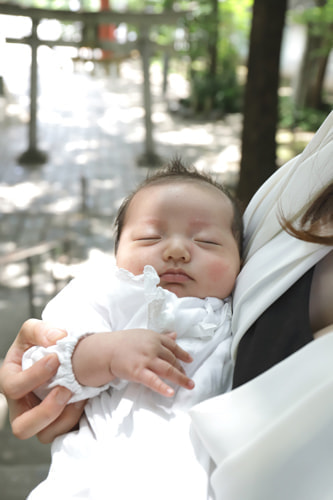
left=23, top=264, right=233, bottom=500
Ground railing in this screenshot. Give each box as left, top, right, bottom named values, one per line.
left=0, top=238, right=72, bottom=317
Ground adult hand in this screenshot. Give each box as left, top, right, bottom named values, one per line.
left=0, top=319, right=86, bottom=443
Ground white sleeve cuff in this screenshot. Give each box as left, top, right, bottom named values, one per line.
left=22, top=334, right=112, bottom=403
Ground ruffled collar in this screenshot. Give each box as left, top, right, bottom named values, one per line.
left=115, top=265, right=230, bottom=340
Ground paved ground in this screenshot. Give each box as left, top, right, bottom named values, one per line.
left=0, top=53, right=242, bottom=499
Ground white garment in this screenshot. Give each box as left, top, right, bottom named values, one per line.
left=190, top=329, right=333, bottom=500
left=24, top=264, right=233, bottom=500
left=190, top=110, right=333, bottom=500
left=232, top=109, right=332, bottom=357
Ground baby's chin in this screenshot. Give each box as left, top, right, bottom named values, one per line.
left=160, top=284, right=228, bottom=301
left=159, top=283, right=204, bottom=299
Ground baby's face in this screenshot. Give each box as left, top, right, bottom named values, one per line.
left=116, top=181, right=241, bottom=299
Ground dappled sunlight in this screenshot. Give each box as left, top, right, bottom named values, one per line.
left=158, top=126, right=215, bottom=146
left=0, top=179, right=82, bottom=213
left=98, top=105, right=145, bottom=135
left=91, top=178, right=119, bottom=190
left=126, top=123, right=144, bottom=143
left=46, top=196, right=79, bottom=213
left=39, top=110, right=92, bottom=129
left=51, top=115, right=92, bottom=128
left=0, top=261, right=26, bottom=287
left=276, top=128, right=315, bottom=165
left=118, top=106, right=145, bottom=123
left=5, top=100, right=30, bottom=121
left=102, top=105, right=143, bottom=137
left=65, top=139, right=100, bottom=153
left=0, top=182, right=46, bottom=210
left=0, top=14, right=31, bottom=39
left=152, top=110, right=173, bottom=126
left=75, top=151, right=96, bottom=166
left=215, top=145, right=241, bottom=171
left=98, top=114, right=120, bottom=135
left=167, top=73, right=190, bottom=99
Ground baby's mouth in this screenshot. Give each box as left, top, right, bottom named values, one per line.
left=159, top=269, right=193, bottom=283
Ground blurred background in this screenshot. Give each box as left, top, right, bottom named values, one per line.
left=0, top=0, right=332, bottom=497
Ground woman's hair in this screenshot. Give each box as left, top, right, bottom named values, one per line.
left=114, top=157, right=243, bottom=254
left=280, top=183, right=333, bottom=245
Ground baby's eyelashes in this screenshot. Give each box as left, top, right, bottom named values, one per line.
left=135, top=236, right=161, bottom=243
left=194, top=239, right=222, bottom=246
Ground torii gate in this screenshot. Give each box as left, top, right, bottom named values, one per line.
left=0, top=3, right=186, bottom=166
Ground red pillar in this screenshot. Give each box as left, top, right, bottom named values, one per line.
left=98, top=0, right=116, bottom=60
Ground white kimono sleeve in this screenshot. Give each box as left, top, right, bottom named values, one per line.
left=190, top=330, right=333, bottom=500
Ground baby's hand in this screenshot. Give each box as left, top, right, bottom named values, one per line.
left=72, top=330, right=194, bottom=397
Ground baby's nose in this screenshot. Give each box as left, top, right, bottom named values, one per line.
left=163, top=237, right=191, bottom=262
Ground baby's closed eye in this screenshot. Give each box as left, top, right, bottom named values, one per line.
left=194, top=239, right=222, bottom=246
left=136, top=236, right=161, bottom=242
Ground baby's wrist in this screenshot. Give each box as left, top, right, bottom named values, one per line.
left=72, top=333, right=115, bottom=387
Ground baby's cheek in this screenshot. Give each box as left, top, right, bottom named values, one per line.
left=206, top=261, right=229, bottom=283
left=117, top=256, right=142, bottom=275
left=206, top=260, right=237, bottom=298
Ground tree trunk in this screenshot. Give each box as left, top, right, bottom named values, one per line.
left=308, top=50, right=330, bottom=109
left=236, top=0, right=287, bottom=207
left=294, top=24, right=332, bottom=110
left=293, top=0, right=331, bottom=111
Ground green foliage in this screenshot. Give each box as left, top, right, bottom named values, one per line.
left=126, top=0, right=160, bottom=12
left=182, top=0, right=252, bottom=115
left=292, top=0, right=333, bottom=26
left=291, top=0, right=333, bottom=51
left=279, top=95, right=329, bottom=131
left=190, top=69, right=243, bottom=114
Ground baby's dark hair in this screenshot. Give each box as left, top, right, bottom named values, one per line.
left=114, top=157, right=243, bottom=254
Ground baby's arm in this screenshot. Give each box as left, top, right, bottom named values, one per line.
left=24, top=328, right=194, bottom=402
left=72, top=329, right=194, bottom=397
left=23, top=272, right=194, bottom=402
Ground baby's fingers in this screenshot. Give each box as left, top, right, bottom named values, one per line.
left=137, top=368, right=176, bottom=397
left=156, top=360, right=195, bottom=390
left=138, top=360, right=194, bottom=397
left=162, top=333, right=193, bottom=363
